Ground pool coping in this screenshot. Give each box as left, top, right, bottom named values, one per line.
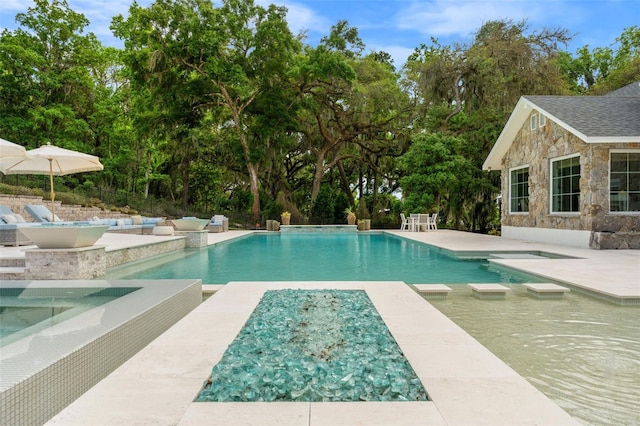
left=47, top=281, right=579, bottom=425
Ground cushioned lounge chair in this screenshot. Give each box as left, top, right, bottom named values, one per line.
left=0, top=205, right=37, bottom=246
left=207, top=215, right=229, bottom=233
left=24, top=204, right=63, bottom=222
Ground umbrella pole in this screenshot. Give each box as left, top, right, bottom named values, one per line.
left=49, top=159, right=55, bottom=222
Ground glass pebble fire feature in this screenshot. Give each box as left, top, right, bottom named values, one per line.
left=197, top=289, right=428, bottom=402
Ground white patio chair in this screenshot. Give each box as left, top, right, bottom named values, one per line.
left=417, top=213, right=430, bottom=231
left=428, top=213, right=438, bottom=231
left=400, top=213, right=409, bottom=231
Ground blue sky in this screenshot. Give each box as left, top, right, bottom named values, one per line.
left=1, top=0, right=638, bottom=67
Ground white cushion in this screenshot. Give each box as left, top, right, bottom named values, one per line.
left=1, top=214, right=17, bottom=223
left=13, top=214, right=26, bottom=223
left=43, top=213, right=62, bottom=222
left=116, top=219, right=126, bottom=227
left=131, top=214, right=143, bottom=225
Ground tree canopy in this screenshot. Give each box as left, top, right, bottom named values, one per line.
left=1, top=1, right=638, bottom=230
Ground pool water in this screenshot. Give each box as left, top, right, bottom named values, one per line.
left=0, top=287, right=139, bottom=347
left=428, top=288, right=640, bottom=425
left=105, top=233, right=542, bottom=284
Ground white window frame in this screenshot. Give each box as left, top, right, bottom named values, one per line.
left=550, top=154, right=581, bottom=215
left=509, top=165, right=530, bottom=214
left=538, top=114, right=546, bottom=128
left=530, top=113, right=538, bottom=131
left=609, top=149, right=640, bottom=214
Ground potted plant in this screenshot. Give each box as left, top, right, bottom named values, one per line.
left=281, top=211, right=291, bottom=226
left=345, top=208, right=356, bottom=225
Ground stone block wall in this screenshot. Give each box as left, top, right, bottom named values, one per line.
left=0, top=194, right=130, bottom=222
left=501, top=111, right=640, bottom=236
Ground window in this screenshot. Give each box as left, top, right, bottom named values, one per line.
left=510, top=166, right=529, bottom=213
left=530, top=114, right=537, bottom=131
left=551, top=155, right=580, bottom=213
left=539, top=114, right=546, bottom=128
left=610, top=151, right=640, bottom=212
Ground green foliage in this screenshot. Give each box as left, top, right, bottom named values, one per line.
left=1, top=4, right=636, bottom=233
left=310, top=186, right=334, bottom=224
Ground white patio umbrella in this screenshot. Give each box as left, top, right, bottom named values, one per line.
left=0, top=137, right=32, bottom=160
left=0, top=142, right=103, bottom=221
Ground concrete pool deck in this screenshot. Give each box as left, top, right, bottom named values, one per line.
left=385, top=230, right=640, bottom=304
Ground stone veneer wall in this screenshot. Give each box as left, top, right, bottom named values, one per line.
left=501, top=111, right=640, bottom=236
left=0, top=194, right=131, bottom=222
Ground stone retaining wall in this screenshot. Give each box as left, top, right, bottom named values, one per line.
left=0, top=194, right=131, bottom=222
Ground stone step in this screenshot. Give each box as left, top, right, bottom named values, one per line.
left=468, top=283, right=511, bottom=299
left=413, top=284, right=452, bottom=299
left=0, top=257, right=26, bottom=268
left=0, top=267, right=26, bottom=280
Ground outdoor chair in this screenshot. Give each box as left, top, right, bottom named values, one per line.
left=428, top=213, right=438, bottom=231
left=0, top=205, right=36, bottom=246
left=400, top=213, right=410, bottom=231
left=418, top=213, right=430, bottom=231
left=25, top=204, right=62, bottom=222
left=207, top=215, right=229, bottom=233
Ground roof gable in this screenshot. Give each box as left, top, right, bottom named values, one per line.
left=483, top=82, right=640, bottom=170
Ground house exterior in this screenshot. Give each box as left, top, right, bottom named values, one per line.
left=483, top=81, right=640, bottom=249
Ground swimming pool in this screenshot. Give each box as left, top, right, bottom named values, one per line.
left=0, top=279, right=202, bottom=426
left=105, top=233, right=544, bottom=284
left=0, top=287, right=139, bottom=348
left=428, top=287, right=640, bottom=425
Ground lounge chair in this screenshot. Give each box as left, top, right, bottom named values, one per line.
left=24, top=204, right=62, bottom=222
left=0, top=205, right=38, bottom=246
left=207, top=215, right=229, bottom=233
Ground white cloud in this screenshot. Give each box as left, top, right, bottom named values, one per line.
left=370, top=44, right=416, bottom=68
left=256, top=0, right=330, bottom=39
left=395, top=0, right=547, bottom=39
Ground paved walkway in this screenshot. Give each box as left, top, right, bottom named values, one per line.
left=386, top=230, right=640, bottom=303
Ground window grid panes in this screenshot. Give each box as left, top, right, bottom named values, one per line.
left=610, top=152, right=640, bottom=212
left=510, top=167, right=529, bottom=213
left=551, top=156, right=580, bottom=213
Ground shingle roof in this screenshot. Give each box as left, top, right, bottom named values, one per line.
left=483, top=81, right=640, bottom=170
left=603, top=81, right=640, bottom=97
left=523, top=95, right=640, bottom=138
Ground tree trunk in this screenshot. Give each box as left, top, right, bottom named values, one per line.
left=337, top=160, right=355, bottom=207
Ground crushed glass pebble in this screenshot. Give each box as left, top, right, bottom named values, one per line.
left=196, top=289, right=428, bottom=402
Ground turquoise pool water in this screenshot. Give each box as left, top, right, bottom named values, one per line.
left=0, top=287, right=139, bottom=347
left=105, top=233, right=542, bottom=284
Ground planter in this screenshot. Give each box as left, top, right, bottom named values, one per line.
left=19, top=224, right=109, bottom=249
left=172, top=218, right=209, bottom=231
left=281, top=215, right=291, bottom=226
left=357, top=219, right=371, bottom=231
left=347, top=214, right=356, bottom=226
